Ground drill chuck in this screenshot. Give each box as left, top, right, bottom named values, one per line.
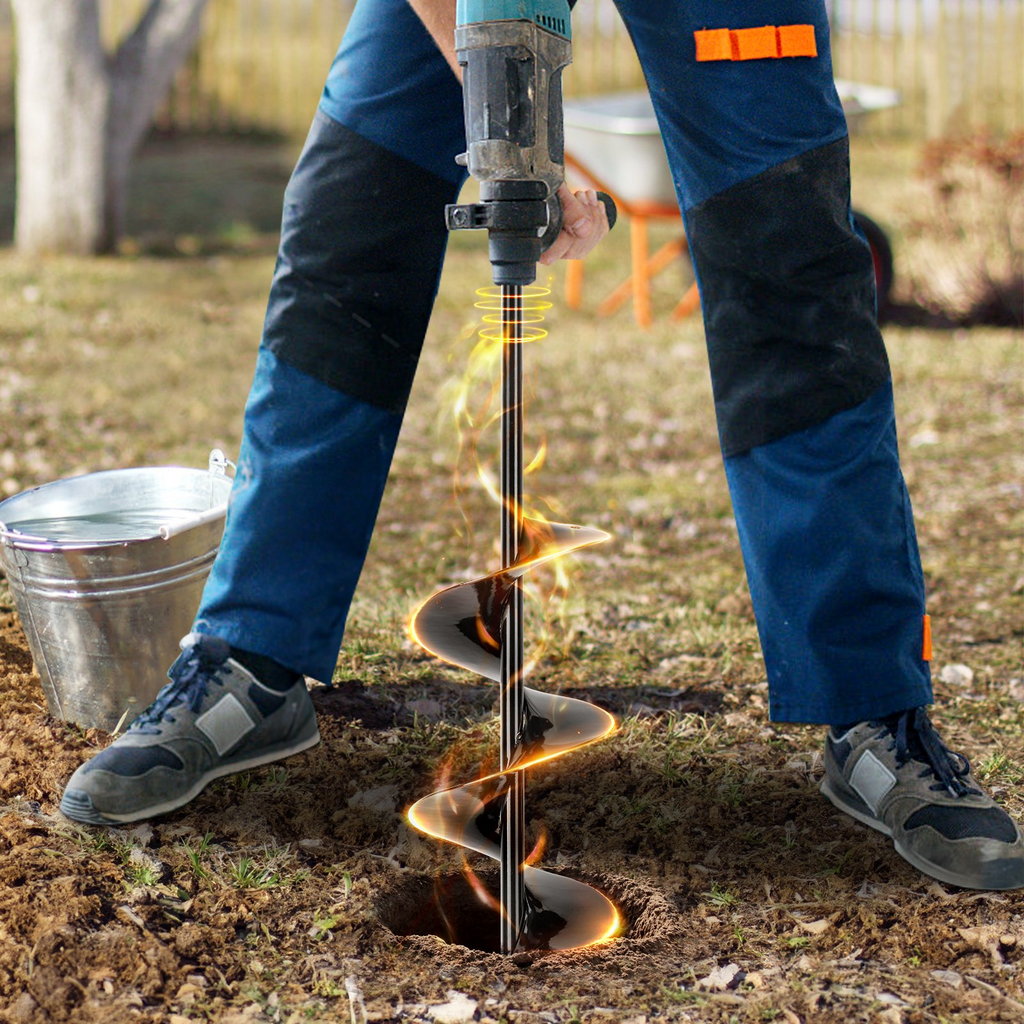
left=447, top=182, right=551, bottom=285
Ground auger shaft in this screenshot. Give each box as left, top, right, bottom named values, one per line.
left=499, top=283, right=526, bottom=953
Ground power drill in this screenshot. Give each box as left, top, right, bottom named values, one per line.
left=445, top=0, right=616, bottom=285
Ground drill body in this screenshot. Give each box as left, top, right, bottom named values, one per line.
left=446, top=0, right=573, bottom=285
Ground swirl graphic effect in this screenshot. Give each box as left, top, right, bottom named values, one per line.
left=408, top=289, right=620, bottom=951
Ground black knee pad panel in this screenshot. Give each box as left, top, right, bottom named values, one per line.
left=687, top=137, right=890, bottom=457
left=263, top=109, right=462, bottom=413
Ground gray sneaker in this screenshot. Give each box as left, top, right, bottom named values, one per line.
left=821, top=707, right=1024, bottom=890
left=60, top=635, right=320, bottom=825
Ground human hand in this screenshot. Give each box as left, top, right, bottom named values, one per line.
left=539, top=184, right=611, bottom=265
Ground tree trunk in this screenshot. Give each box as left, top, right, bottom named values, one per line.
left=12, top=0, right=209, bottom=255
left=12, top=0, right=109, bottom=254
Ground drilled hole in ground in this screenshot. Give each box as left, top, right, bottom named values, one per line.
left=375, top=871, right=675, bottom=953
left=377, top=872, right=505, bottom=952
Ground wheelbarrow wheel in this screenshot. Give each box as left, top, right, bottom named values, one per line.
left=852, top=209, right=894, bottom=308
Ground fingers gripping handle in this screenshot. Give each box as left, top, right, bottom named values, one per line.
left=537, top=189, right=617, bottom=257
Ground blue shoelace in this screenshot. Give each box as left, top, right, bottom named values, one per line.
left=132, top=637, right=232, bottom=734
left=870, top=707, right=980, bottom=799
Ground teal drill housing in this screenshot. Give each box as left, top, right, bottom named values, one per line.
left=457, top=0, right=571, bottom=39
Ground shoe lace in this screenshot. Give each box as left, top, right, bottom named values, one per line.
left=132, top=636, right=232, bottom=734
left=871, top=707, right=980, bottom=798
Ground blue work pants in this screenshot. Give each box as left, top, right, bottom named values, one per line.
left=193, top=0, right=932, bottom=724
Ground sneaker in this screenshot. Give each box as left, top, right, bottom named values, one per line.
left=821, top=707, right=1024, bottom=890
left=60, top=635, right=320, bottom=825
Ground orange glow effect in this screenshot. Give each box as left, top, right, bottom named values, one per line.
left=436, top=282, right=586, bottom=666
left=461, top=855, right=504, bottom=915
left=405, top=715, right=618, bottom=841
left=524, top=436, right=548, bottom=476
left=406, top=518, right=611, bottom=675
left=524, top=826, right=547, bottom=867
left=405, top=283, right=620, bottom=952
left=595, top=905, right=624, bottom=945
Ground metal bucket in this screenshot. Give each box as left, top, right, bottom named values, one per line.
left=0, top=451, right=233, bottom=733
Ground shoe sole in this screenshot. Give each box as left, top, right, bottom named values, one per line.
left=820, top=777, right=1023, bottom=891
left=60, top=729, right=322, bottom=826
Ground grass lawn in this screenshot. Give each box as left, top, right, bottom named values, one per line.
left=0, top=133, right=1020, bottom=1023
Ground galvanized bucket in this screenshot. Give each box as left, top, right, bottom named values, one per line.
left=0, top=451, right=233, bottom=733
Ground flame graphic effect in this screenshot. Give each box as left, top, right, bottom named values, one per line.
left=407, top=288, right=621, bottom=951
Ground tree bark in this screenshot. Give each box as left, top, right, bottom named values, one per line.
left=12, top=0, right=108, bottom=254
left=12, top=0, right=209, bottom=255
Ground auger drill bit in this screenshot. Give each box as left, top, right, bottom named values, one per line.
left=410, top=0, right=618, bottom=954
left=408, top=442, right=622, bottom=951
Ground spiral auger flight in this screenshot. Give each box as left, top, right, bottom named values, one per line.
left=408, top=286, right=620, bottom=953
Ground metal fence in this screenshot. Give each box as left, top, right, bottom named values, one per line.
left=0, top=0, right=1021, bottom=138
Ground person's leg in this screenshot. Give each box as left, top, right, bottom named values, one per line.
left=614, top=0, right=1022, bottom=888
left=60, top=0, right=467, bottom=824
left=194, top=0, right=467, bottom=683
left=614, top=0, right=928, bottom=724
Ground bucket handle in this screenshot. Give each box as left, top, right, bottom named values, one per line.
left=0, top=520, right=50, bottom=545
left=159, top=504, right=228, bottom=540
left=208, top=448, right=235, bottom=510
left=209, top=448, right=236, bottom=478
left=158, top=450, right=235, bottom=540
left=1, top=505, right=227, bottom=544
left=158, top=450, right=236, bottom=540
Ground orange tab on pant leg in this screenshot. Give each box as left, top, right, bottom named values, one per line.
left=922, top=614, right=932, bottom=661
left=778, top=24, right=817, bottom=58
left=731, top=25, right=779, bottom=61
left=695, top=24, right=818, bottom=62
left=695, top=28, right=732, bottom=62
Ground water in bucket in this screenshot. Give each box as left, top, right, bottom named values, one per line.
left=6, top=508, right=201, bottom=544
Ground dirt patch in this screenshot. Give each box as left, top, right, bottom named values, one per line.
left=0, top=164, right=1021, bottom=1020
left=312, top=680, right=402, bottom=730
left=0, top=594, right=1021, bottom=1022
left=560, top=683, right=725, bottom=718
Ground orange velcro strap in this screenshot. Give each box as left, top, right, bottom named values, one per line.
left=732, top=25, right=778, bottom=61
left=694, top=24, right=818, bottom=62
left=922, top=614, right=932, bottom=661
left=694, top=27, right=731, bottom=62
left=778, top=23, right=818, bottom=58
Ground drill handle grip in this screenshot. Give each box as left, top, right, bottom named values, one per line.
left=596, top=192, right=618, bottom=232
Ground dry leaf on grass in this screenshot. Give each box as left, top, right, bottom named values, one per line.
left=796, top=917, right=831, bottom=935
left=958, top=924, right=1013, bottom=966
